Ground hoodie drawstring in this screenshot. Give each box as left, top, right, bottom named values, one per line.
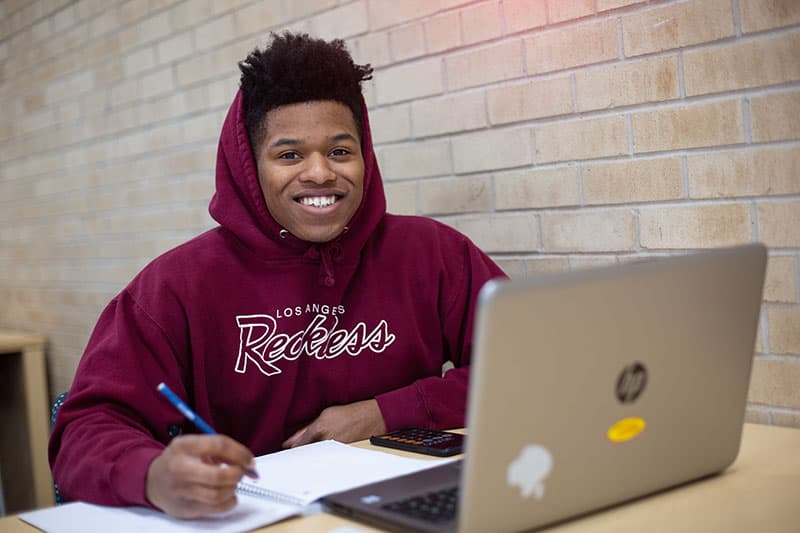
left=319, top=243, right=342, bottom=287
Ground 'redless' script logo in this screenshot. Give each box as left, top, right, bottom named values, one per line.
left=234, top=313, right=396, bottom=376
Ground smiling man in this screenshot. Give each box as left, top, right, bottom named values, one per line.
left=49, top=33, right=505, bottom=518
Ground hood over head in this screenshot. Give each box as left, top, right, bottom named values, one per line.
left=208, top=90, right=386, bottom=286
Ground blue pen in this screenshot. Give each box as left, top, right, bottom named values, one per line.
left=157, top=382, right=258, bottom=478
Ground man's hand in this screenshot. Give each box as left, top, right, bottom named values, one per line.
left=146, top=434, right=256, bottom=519
left=282, top=398, right=387, bottom=448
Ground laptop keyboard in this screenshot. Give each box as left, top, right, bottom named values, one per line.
left=381, top=486, right=459, bottom=523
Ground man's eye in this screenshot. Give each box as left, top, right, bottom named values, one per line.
left=330, top=148, right=350, bottom=157
left=279, top=152, right=300, bottom=160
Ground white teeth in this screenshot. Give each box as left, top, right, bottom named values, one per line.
left=300, top=195, right=337, bottom=208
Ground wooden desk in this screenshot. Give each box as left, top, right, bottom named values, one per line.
left=261, top=423, right=800, bottom=532
left=0, top=330, right=54, bottom=512
left=0, top=424, right=797, bottom=531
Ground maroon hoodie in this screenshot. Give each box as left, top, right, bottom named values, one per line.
left=49, top=91, right=505, bottom=507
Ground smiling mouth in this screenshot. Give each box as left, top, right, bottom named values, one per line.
left=297, top=195, right=339, bottom=208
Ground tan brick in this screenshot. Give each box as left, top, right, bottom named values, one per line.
left=449, top=214, right=539, bottom=253
left=419, top=175, right=492, bottom=215
left=123, top=46, right=155, bottom=77
left=487, top=76, right=573, bottom=125
left=461, top=1, right=503, bottom=45
left=169, top=0, right=214, bottom=31
left=632, top=100, right=744, bottom=153
left=524, top=19, right=617, bottom=75
left=348, top=32, right=390, bottom=68
left=137, top=12, right=173, bottom=45
left=412, top=92, right=486, bottom=138
left=758, top=200, right=800, bottom=247
left=765, top=255, right=797, bottom=303
left=446, top=40, right=525, bottom=91
left=310, top=2, right=368, bottom=40
left=207, top=77, right=237, bottom=108
left=741, top=0, right=800, bottom=33
left=524, top=256, right=570, bottom=275
left=452, top=128, right=533, bottom=174
left=377, top=140, right=452, bottom=180
left=494, top=167, right=580, bottom=210
left=110, top=78, right=138, bottom=107
left=536, top=115, right=628, bottom=163
left=53, top=3, right=78, bottom=31
left=639, top=203, right=752, bottom=249
left=233, top=2, right=284, bottom=36
left=165, top=148, right=214, bottom=176
left=441, top=0, right=474, bottom=9
left=139, top=67, right=173, bottom=99
left=58, top=101, right=81, bottom=123
left=684, top=33, right=800, bottom=96
left=744, top=406, right=770, bottom=424
left=375, top=57, right=442, bottom=104
left=548, top=0, right=594, bottom=23
left=284, top=0, right=338, bottom=19
left=569, top=255, right=619, bottom=270
left=88, top=9, right=118, bottom=38
left=772, top=410, right=800, bottom=428
left=94, top=58, right=124, bottom=86
left=749, top=358, right=800, bottom=407
left=363, top=79, right=376, bottom=107
left=751, top=90, right=800, bottom=143
left=575, top=55, right=679, bottom=112
left=389, top=22, right=425, bottom=61
left=368, top=0, right=439, bottom=31
left=385, top=181, right=416, bottom=216
left=598, top=0, right=646, bottom=11
left=622, top=0, right=734, bottom=56
left=584, top=157, right=683, bottom=205
left=369, top=104, right=411, bottom=144
left=688, top=146, right=800, bottom=199
left=424, top=12, right=461, bottom=53
left=493, top=258, right=526, bottom=278
left=503, top=0, right=547, bottom=34
left=542, top=209, right=636, bottom=252
left=194, top=14, right=234, bottom=51
left=176, top=54, right=215, bottom=87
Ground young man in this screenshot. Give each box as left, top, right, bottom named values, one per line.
left=49, top=33, right=505, bottom=518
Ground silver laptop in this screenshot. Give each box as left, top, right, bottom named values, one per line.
left=323, top=244, right=766, bottom=532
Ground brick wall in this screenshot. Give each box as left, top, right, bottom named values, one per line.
left=0, top=0, right=798, bottom=427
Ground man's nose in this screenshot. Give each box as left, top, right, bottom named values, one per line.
left=300, top=153, right=335, bottom=183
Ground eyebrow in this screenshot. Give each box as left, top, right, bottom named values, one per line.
left=268, top=132, right=359, bottom=149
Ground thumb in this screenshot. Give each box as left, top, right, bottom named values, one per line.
left=282, top=425, right=310, bottom=448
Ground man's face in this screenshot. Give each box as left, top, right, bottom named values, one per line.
left=256, top=100, right=365, bottom=243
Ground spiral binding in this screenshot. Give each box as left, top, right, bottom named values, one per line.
left=236, top=481, right=305, bottom=507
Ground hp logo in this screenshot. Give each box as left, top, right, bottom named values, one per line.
left=616, top=363, right=647, bottom=403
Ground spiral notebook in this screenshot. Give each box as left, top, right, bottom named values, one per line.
left=237, top=439, right=451, bottom=506
left=20, top=440, right=449, bottom=533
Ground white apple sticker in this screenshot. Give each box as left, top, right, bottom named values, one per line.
left=507, top=444, right=553, bottom=499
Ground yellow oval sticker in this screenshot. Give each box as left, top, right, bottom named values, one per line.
left=607, top=417, right=646, bottom=443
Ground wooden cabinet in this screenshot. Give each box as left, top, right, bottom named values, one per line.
left=0, top=331, right=54, bottom=512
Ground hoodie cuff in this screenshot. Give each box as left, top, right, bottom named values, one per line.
left=110, top=445, right=163, bottom=508
left=375, top=383, right=432, bottom=431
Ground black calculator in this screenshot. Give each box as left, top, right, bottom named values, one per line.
left=370, top=427, right=464, bottom=457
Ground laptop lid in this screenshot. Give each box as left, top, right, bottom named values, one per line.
left=458, top=243, right=766, bottom=532
left=323, top=244, right=766, bottom=533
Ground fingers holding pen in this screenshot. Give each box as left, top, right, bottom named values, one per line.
left=145, top=434, right=257, bottom=518
left=175, top=434, right=257, bottom=478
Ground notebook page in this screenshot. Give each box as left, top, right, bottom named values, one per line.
left=238, top=440, right=451, bottom=506
left=19, top=494, right=300, bottom=533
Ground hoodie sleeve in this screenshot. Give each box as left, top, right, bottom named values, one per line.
left=49, top=288, right=189, bottom=507
left=375, top=233, right=506, bottom=431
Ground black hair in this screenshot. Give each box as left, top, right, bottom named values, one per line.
left=239, top=32, right=373, bottom=155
